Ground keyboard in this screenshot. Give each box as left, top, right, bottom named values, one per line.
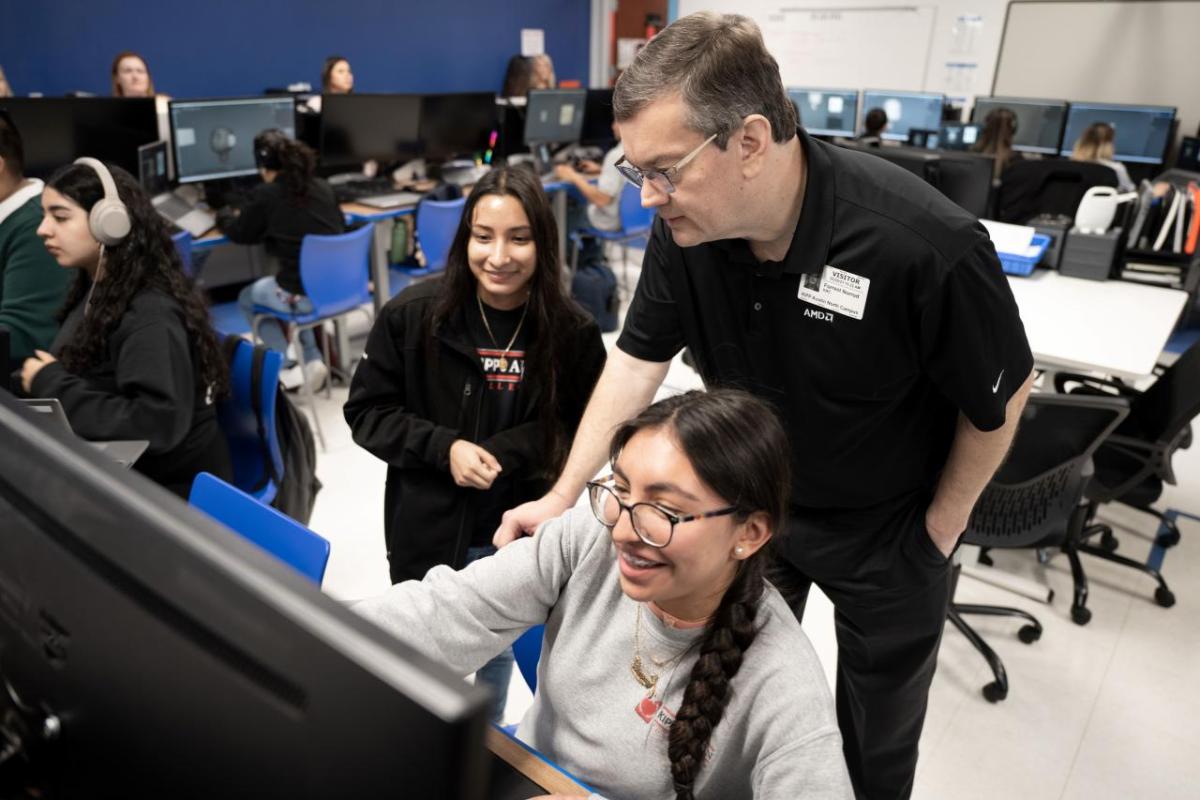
left=357, top=192, right=423, bottom=209
left=333, top=178, right=399, bottom=203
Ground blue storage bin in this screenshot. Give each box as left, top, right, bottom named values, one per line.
left=998, top=233, right=1051, bottom=277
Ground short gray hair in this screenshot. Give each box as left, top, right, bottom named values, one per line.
left=613, top=12, right=798, bottom=149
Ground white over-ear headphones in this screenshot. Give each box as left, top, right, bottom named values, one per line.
left=73, top=157, right=131, bottom=246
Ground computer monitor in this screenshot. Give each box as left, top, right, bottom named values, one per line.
left=936, top=151, right=994, bottom=218
left=524, top=89, right=587, bottom=145
left=1059, top=101, right=1177, bottom=164
left=907, top=128, right=940, bottom=150
left=788, top=87, right=859, bottom=138
left=319, top=93, right=422, bottom=171
left=1178, top=136, right=1200, bottom=172
left=939, top=122, right=981, bottom=151
left=845, top=141, right=940, bottom=184
left=0, top=393, right=491, bottom=797
left=419, top=92, right=499, bottom=163
left=580, top=88, right=617, bottom=149
left=169, top=97, right=296, bottom=184
left=861, top=90, right=944, bottom=142
left=137, top=140, right=170, bottom=196
left=0, top=97, right=158, bottom=178
left=971, top=97, right=1068, bottom=156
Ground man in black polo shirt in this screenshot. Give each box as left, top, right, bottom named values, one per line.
left=496, top=12, right=1034, bottom=799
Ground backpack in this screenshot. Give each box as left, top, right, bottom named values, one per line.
left=222, top=337, right=322, bottom=524
left=571, top=260, right=619, bottom=333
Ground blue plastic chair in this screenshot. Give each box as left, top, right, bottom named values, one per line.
left=251, top=223, right=375, bottom=449
left=188, top=471, right=331, bottom=585
left=216, top=337, right=284, bottom=505
left=569, top=182, right=654, bottom=286
left=511, top=624, right=544, bottom=692
left=171, top=230, right=194, bottom=277
left=401, top=197, right=467, bottom=278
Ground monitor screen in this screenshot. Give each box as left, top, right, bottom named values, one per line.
left=971, top=97, right=1068, bottom=155
left=862, top=91, right=944, bottom=142
left=320, top=93, right=422, bottom=169
left=0, top=97, right=158, bottom=179
left=169, top=97, right=296, bottom=184
left=524, top=89, right=586, bottom=145
left=939, top=122, right=981, bottom=151
left=137, top=140, right=170, bottom=196
left=1059, top=102, right=1176, bottom=164
left=788, top=88, right=859, bottom=137
left=419, top=92, right=499, bottom=163
left=0, top=393, right=492, bottom=797
left=580, top=88, right=617, bottom=148
left=1178, top=136, right=1200, bottom=171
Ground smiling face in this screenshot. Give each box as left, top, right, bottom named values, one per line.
left=466, top=193, right=537, bottom=310
left=606, top=425, right=769, bottom=621
left=618, top=94, right=743, bottom=248
left=115, top=56, right=151, bottom=97
left=37, top=187, right=100, bottom=271
left=328, top=60, right=354, bottom=93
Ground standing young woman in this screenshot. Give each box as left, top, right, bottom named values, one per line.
left=344, top=166, right=607, bottom=721
left=354, top=390, right=853, bottom=799
left=20, top=159, right=231, bottom=498
left=305, top=55, right=354, bottom=113
left=220, top=130, right=343, bottom=391
left=110, top=51, right=155, bottom=97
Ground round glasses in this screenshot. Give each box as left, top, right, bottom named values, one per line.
left=586, top=477, right=738, bottom=548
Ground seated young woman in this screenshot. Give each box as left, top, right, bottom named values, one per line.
left=20, top=158, right=231, bottom=498
left=354, top=389, right=852, bottom=800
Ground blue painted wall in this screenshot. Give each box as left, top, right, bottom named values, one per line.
left=0, top=0, right=589, bottom=98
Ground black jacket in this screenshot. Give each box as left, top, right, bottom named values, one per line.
left=30, top=289, right=232, bottom=498
left=216, top=178, right=344, bottom=295
left=344, top=280, right=607, bottom=583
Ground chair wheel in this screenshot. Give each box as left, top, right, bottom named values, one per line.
left=1018, top=624, right=1041, bottom=644
left=1071, top=605, right=1092, bottom=626
left=1155, top=587, right=1176, bottom=608
left=1099, top=531, right=1118, bottom=552
left=1157, top=526, right=1181, bottom=549
left=982, top=682, right=1007, bottom=703
left=978, top=552, right=994, bottom=567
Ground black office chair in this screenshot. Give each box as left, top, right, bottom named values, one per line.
left=994, top=159, right=1118, bottom=224
left=1052, top=338, right=1200, bottom=614
left=954, top=393, right=1128, bottom=701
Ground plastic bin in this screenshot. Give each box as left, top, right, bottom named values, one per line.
left=998, top=234, right=1051, bottom=277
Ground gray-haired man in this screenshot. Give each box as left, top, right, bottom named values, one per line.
left=497, top=13, right=1034, bottom=798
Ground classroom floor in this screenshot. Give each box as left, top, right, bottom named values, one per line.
left=308, top=251, right=1199, bottom=799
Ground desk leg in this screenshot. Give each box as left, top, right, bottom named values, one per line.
left=552, top=189, right=567, bottom=270
left=371, top=219, right=391, bottom=316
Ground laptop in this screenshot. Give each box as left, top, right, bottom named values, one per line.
left=357, top=191, right=423, bottom=209
left=138, top=141, right=217, bottom=238
left=18, top=398, right=149, bottom=469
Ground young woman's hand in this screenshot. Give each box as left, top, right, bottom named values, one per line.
left=449, top=440, right=501, bottom=490
left=20, top=350, right=57, bottom=393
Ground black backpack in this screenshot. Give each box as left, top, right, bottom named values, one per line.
left=222, top=337, right=322, bottom=524
left=571, top=260, right=619, bottom=333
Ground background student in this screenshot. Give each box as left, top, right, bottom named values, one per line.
left=354, top=390, right=853, bottom=799
left=0, top=111, right=71, bottom=369
left=111, top=51, right=155, bottom=97
left=973, top=107, right=1021, bottom=182
left=343, top=166, right=607, bottom=721
left=1071, top=121, right=1136, bottom=191
left=19, top=159, right=231, bottom=498
left=305, top=55, right=354, bottom=113
left=858, top=107, right=887, bottom=146
left=218, top=130, right=343, bottom=392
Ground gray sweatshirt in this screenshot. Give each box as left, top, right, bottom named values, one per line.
left=354, top=507, right=853, bottom=800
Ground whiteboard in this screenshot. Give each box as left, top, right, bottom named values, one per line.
left=679, top=2, right=938, bottom=93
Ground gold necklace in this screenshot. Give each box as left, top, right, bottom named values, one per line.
left=476, top=293, right=528, bottom=372
left=631, top=605, right=693, bottom=691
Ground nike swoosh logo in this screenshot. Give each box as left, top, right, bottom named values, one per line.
left=992, top=370, right=1004, bottom=394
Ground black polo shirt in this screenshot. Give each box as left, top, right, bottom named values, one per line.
left=618, top=128, right=1033, bottom=512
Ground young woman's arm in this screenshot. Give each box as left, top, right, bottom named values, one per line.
left=216, top=185, right=271, bottom=244
left=343, top=302, right=460, bottom=471
left=353, top=506, right=598, bottom=677
left=30, top=305, right=194, bottom=452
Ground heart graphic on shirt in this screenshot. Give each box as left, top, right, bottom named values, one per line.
left=635, top=696, right=662, bottom=722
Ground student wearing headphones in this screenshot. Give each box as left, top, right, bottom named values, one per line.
left=219, top=130, right=343, bottom=391
left=19, top=158, right=232, bottom=498
left=973, top=107, right=1021, bottom=182
left=858, top=107, right=888, bottom=147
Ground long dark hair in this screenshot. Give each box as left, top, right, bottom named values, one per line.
left=501, top=55, right=533, bottom=99
left=254, top=128, right=317, bottom=201
left=48, top=162, right=228, bottom=399
left=609, top=389, right=791, bottom=800
left=320, top=55, right=351, bottom=93
left=974, top=107, right=1017, bottom=180
left=431, top=166, right=587, bottom=475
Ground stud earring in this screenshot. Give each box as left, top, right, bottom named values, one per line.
left=735, top=546, right=745, bottom=556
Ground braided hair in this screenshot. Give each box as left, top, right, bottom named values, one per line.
left=609, top=389, right=791, bottom=799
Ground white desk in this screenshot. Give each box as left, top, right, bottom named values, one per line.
left=1007, top=270, right=1190, bottom=380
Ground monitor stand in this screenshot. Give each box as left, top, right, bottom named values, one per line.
left=531, top=143, right=554, bottom=178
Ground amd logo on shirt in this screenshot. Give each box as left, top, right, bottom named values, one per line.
left=803, top=307, right=834, bottom=324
